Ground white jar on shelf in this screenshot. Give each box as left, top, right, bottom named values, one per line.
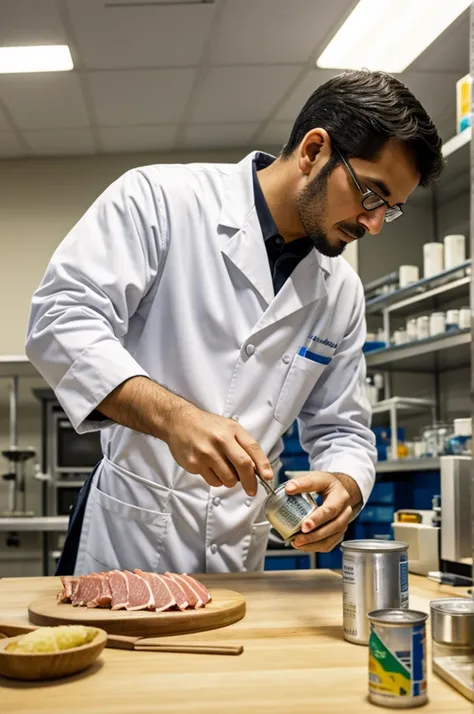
left=458, top=307, right=470, bottom=329
left=416, top=315, right=430, bottom=340
left=446, top=309, right=460, bottom=330
left=429, top=311, right=445, bottom=336
left=443, top=234, right=466, bottom=269
left=423, top=242, right=444, bottom=278
left=406, top=317, right=418, bottom=341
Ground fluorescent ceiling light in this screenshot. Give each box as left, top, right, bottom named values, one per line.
left=0, top=45, right=73, bottom=74
left=317, top=0, right=471, bottom=73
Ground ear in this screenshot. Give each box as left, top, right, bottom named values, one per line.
left=298, top=128, right=332, bottom=176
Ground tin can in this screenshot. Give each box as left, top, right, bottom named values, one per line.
left=368, top=609, right=428, bottom=709
left=430, top=598, right=474, bottom=652
left=341, top=540, right=409, bottom=645
left=264, top=484, right=316, bottom=542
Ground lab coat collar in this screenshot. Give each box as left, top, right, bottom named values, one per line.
left=219, top=151, right=332, bottom=311
left=218, top=151, right=272, bottom=231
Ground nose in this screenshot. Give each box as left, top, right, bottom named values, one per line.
left=357, top=206, right=386, bottom=235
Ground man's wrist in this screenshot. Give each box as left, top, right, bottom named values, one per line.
left=331, top=472, right=362, bottom=509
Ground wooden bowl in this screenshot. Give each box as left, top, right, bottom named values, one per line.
left=0, top=628, right=107, bottom=681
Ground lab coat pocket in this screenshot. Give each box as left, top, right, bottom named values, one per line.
left=274, top=353, right=328, bottom=426
left=84, top=482, right=171, bottom=573
left=244, top=520, right=271, bottom=572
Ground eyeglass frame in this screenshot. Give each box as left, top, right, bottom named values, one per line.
left=333, top=145, right=404, bottom=224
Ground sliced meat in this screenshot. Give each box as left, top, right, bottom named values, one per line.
left=107, top=570, right=129, bottom=610
left=180, top=574, right=212, bottom=605
left=134, top=570, right=175, bottom=612
left=85, top=573, right=112, bottom=608
left=162, top=574, right=189, bottom=611
left=123, top=570, right=154, bottom=611
left=72, top=574, right=102, bottom=607
left=166, top=572, right=204, bottom=609
left=57, top=575, right=79, bottom=603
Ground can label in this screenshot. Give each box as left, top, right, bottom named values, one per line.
left=400, top=555, right=409, bottom=609
left=343, top=555, right=359, bottom=639
left=369, top=623, right=426, bottom=702
left=277, top=495, right=312, bottom=529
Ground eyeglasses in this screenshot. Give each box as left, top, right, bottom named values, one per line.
left=334, top=146, right=403, bottom=224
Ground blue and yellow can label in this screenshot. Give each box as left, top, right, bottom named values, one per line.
left=369, top=623, right=426, bottom=701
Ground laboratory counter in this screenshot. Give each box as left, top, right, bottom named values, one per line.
left=0, top=570, right=471, bottom=713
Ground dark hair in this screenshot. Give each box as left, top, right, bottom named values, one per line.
left=281, top=70, right=443, bottom=188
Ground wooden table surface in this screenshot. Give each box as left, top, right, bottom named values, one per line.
left=0, top=570, right=471, bottom=714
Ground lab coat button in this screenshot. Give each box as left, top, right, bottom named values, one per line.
left=282, top=354, right=291, bottom=364
left=245, top=498, right=252, bottom=507
left=245, top=343, right=255, bottom=356
left=212, top=497, right=221, bottom=507
left=210, top=543, right=218, bottom=554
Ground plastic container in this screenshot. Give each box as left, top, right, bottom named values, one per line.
left=423, top=242, right=444, bottom=278
left=406, top=318, right=417, bottom=342
left=458, top=307, right=470, bottom=330
left=399, top=265, right=419, bottom=288
left=443, top=234, right=466, bottom=270
left=445, top=309, right=459, bottom=330
left=416, top=316, right=430, bottom=340
left=456, top=74, right=472, bottom=134
left=429, top=312, right=445, bottom=336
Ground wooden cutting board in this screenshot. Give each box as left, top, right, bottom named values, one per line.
left=28, top=588, right=245, bottom=637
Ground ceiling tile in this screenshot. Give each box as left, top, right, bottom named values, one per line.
left=0, top=131, right=25, bottom=157
left=66, top=0, right=216, bottom=69
left=0, top=73, right=89, bottom=130
left=0, top=0, right=66, bottom=45
left=191, top=66, right=301, bottom=123
left=258, top=121, right=294, bottom=148
left=23, top=129, right=95, bottom=156
left=88, top=68, right=196, bottom=125
left=184, top=122, right=260, bottom=149
left=275, top=69, right=342, bottom=122
left=410, top=10, right=469, bottom=73
left=210, top=0, right=355, bottom=66
left=99, top=125, right=177, bottom=153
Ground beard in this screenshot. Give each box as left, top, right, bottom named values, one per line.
left=294, top=161, right=364, bottom=258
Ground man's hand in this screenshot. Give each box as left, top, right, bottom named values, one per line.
left=285, top=472, right=362, bottom=552
left=166, top=402, right=274, bottom=496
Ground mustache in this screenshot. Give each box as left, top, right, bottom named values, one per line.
left=338, top=223, right=365, bottom=241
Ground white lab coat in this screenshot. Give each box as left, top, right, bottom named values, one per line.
left=26, top=151, right=376, bottom=575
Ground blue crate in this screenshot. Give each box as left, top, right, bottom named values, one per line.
left=412, top=472, right=440, bottom=510
left=317, top=548, right=343, bottom=569
left=372, top=427, right=405, bottom=445
left=369, top=481, right=412, bottom=506
left=264, top=554, right=310, bottom=570
left=353, top=523, right=393, bottom=540
left=359, top=505, right=395, bottom=524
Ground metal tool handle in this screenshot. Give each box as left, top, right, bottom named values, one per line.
left=254, top=470, right=276, bottom=495
left=135, top=643, right=244, bottom=655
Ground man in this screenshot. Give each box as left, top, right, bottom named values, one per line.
left=26, top=70, right=443, bottom=576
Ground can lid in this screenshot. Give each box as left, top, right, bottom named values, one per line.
left=430, top=598, right=474, bottom=616
left=341, top=539, right=408, bottom=553
left=368, top=609, right=428, bottom=625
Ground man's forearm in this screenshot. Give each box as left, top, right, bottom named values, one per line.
left=97, top=376, right=192, bottom=441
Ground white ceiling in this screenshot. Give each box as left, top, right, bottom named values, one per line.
left=0, top=0, right=469, bottom=158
